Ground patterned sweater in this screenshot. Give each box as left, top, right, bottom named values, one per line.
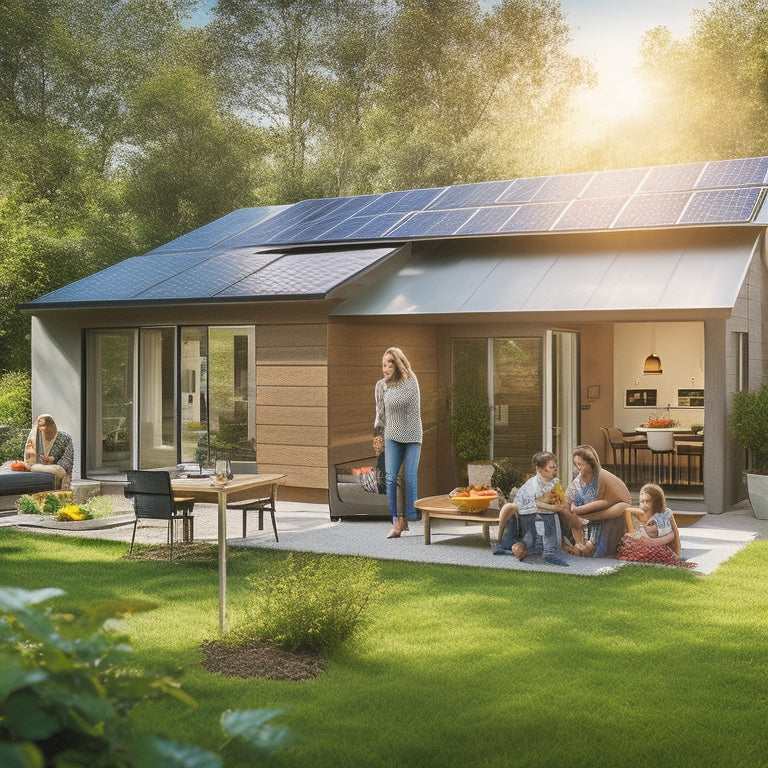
left=373, top=376, right=422, bottom=444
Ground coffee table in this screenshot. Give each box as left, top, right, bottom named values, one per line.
left=414, top=494, right=501, bottom=545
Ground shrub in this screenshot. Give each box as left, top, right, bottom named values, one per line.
left=0, top=370, right=30, bottom=463
left=228, top=554, right=381, bottom=654
left=0, top=587, right=293, bottom=767
left=491, top=458, right=527, bottom=501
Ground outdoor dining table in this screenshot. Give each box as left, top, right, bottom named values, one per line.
left=171, top=473, right=286, bottom=632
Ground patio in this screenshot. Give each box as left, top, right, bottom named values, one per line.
left=4, top=497, right=766, bottom=576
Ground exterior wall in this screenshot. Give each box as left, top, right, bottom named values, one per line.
left=721, top=233, right=768, bottom=511
left=30, top=316, right=83, bottom=478
left=327, top=322, right=439, bottom=498
left=29, top=302, right=334, bottom=497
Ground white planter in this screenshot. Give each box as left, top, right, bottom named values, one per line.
left=745, top=472, right=768, bottom=519
left=467, top=463, right=494, bottom=487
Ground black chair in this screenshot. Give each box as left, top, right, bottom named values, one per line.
left=125, top=470, right=193, bottom=562
left=227, top=461, right=279, bottom=541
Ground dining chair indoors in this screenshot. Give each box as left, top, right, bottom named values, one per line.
left=125, top=470, right=194, bottom=562
left=227, top=461, right=279, bottom=541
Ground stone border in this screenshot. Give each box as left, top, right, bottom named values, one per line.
left=10, top=513, right=135, bottom=530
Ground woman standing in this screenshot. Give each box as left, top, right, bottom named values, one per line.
left=372, top=347, right=422, bottom=538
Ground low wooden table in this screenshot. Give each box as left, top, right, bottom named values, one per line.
left=414, top=494, right=501, bottom=545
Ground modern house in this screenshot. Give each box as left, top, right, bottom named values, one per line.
left=21, top=156, right=768, bottom=514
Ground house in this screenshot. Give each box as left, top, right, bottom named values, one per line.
left=21, top=156, right=768, bottom=514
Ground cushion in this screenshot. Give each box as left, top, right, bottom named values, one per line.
left=0, top=463, right=56, bottom=495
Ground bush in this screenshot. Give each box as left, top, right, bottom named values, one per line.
left=491, top=458, right=527, bottom=501
left=0, top=587, right=293, bottom=767
left=228, top=554, right=381, bottom=654
left=0, top=371, right=31, bottom=463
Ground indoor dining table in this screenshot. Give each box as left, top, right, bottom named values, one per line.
left=171, top=473, right=286, bottom=632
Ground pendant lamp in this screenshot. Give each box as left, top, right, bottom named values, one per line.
left=643, top=325, right=662, bottom=374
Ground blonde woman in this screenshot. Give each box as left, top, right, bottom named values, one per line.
left=372, top=347, right=422, bottom=538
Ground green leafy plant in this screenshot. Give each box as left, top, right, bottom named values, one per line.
left=228, top=553, right=381, bottom=654
left=0, top=587, right=294, bottom=767
left=15, top=495, right=40, bottom=515
left=0, top=371, right=31, bottom=464
left=730, top=384, right=768, bottom=473
left=491, top=458, right=527, bottom=501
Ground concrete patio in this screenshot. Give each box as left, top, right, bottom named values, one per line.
left=4, top=497, right=766, bottom=576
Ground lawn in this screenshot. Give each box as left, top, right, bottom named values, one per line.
left=0, top=528, right=766, bottom=768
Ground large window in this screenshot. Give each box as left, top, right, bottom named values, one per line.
left=86, top=325, right=255, bottom=477
left=85, top=330, right=136, bottom=476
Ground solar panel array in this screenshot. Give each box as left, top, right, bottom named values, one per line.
left=226, top=156, right=768, bottom=249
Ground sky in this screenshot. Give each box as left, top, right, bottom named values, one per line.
left=561, top=0, right=709, bottom=118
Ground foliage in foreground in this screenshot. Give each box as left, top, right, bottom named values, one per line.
left=0, top=587, right=293, bottom=768
left=226, top=553, right=381, bottom=654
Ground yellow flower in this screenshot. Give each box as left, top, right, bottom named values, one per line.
left=57, top=505, right=85, bottom=521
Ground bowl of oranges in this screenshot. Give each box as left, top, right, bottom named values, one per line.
left=448, top=485, right=498, bottom=513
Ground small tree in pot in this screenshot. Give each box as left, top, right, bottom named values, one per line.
left=730, top=383, right=768, bottom=518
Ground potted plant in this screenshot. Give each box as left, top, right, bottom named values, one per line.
left=730, top=384, right=768, bottom=519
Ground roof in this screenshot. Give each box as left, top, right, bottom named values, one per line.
left=21, top=155, right=768, bottom=311
left=331, top=228, right=760, bottom=321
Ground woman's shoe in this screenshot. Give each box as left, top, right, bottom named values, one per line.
left=386, top=518, right=407, bottom=538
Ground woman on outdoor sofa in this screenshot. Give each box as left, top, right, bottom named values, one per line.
left=23, top=414, right=74, bottom=490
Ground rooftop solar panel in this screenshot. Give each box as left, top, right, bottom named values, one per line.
left=613, top=191, right=691, bottom=229
left=218, top=248, right=395, bottom=297
left=696, top=156, right=768, bottom=188
left=551, top=196, right=628, bottom=231
left=531, top=173, right=593, bottom=202
left=679, top=187, right=762, bottom=224
left=581, top=168, right=648, bottom=199
left=150, top=207, right=284, bottom=253
left=455, top=205, right=519, bottom=235
left=137, top=250, right=279, bottom=300
left=386, top=208, right=476, bottom=238
left=497, top=176, right=548, bottom=204
left=426, top=180, right=514, bottom=210
left=499, top=202, right=566, bottom=232
left=639, top=162, right=705, bottom=193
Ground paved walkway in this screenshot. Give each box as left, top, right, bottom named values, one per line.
left=4, top=498, right=767, bottom=576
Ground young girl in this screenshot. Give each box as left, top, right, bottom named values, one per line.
left=619, top=483, right=696, bottom=567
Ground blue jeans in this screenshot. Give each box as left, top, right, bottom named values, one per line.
left=521, top=513, right=558, bottom=556
left=385, top=439, right=421, bottom=521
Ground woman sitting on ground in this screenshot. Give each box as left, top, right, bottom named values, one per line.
left=23, top=414, right=74, bottom=490
left=562, top=444, right=631, bottom=557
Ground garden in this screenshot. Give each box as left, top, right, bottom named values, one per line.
left=0, top=527, right=766, bottom=768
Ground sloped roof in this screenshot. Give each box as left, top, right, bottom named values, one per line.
left=22, top=156, right=768, bottom=310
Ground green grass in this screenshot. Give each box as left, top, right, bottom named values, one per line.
left=0, top=528, right=766, bottom=768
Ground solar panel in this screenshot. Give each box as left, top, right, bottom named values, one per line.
left=357, top=187, right=445, bottom=217
left=531, top=173, right=593, bottom=202
left=696, top=156, right=768, bottom=188
left=386, top=208, right=476, bottom=238
left=218, top=248, right=396, bottom=297
left=426, top=180, right=514, bottom=210
left=581, top=168, right=647, bottom=199
left=151, top=207, right=283, bottom=253
left=613, top=191, right=691, bottom=229
left=499, top=202, right=566, bottom=232
left=137, top=249, right=279, bottom=300
left=679, top=187, right=762, bottom=224
left=497, top=176, right=548, bottom=204
left=551, top=196, right=628, bottom=231
left=455, top=205, right=519, bottom=235
left=639, top=162, right=705, bottom=193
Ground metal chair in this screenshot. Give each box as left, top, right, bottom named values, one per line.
left=227, top=461, right=279, bottom=541
left=125, top=470, right=193, bottom=562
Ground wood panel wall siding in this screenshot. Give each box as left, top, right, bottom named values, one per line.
left=327, top=322, right=440, bottom=497
left=255, top=323, right=329, bottom=489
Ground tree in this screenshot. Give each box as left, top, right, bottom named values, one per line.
left=122, top=64, right=262, bottom=246
left=370, top=0, right=593, bottom=188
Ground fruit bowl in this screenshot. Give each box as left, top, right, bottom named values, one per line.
left=448, top=487, right=498, bottom=513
